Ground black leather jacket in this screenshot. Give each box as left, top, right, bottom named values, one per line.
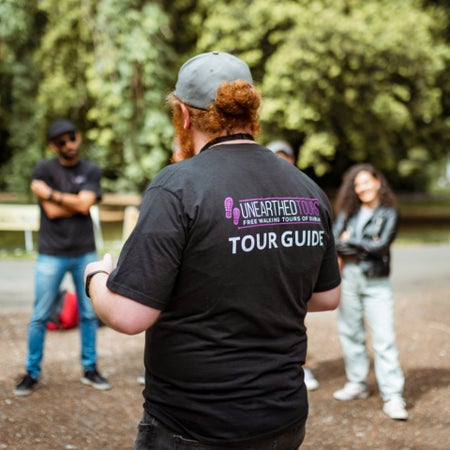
left=333, top=205, right=398, bottom=278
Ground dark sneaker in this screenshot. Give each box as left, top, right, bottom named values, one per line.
left=81, top=367, right=111, bottom=390
left=14, top=373, right=38, bottom=396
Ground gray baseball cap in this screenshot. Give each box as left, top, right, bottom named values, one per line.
left=173, top=52, right=253, bottom=110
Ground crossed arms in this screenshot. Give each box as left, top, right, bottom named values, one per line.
left=31, top=179, right=97, bottom=219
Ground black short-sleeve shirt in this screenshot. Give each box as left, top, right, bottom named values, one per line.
left=107, top=143, right=340, bottom=445
left=32, top=158, right=102, bottom=256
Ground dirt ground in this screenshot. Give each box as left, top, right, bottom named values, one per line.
left=1, top=245, right=449, bottom=450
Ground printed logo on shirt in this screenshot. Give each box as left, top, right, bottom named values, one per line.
left=73, top=175, right=87, bottom=184
left=224, top=196, right=325, bottom=254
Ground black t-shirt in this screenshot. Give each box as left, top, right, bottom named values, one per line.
left=107, top=143, right=340, bottom=445
left=32, top=158, right=102, bottom=256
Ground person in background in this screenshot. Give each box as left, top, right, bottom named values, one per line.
left=267, top=139, right=319, bottom=392
left=14, top=118, right=111, bottom=396
left=84, top=51, right=340, bottom=449
left=267, top=139, right=296, bottom=164
left=332, top=163, right=407, bottom=420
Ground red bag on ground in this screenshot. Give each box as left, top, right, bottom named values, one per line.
left=47, top=290, right=79, bottom=330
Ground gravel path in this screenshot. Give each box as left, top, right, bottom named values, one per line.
left=1, top=244, right=449, bottom=449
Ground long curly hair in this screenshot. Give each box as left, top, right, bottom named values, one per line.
left=169, top=79, right=261, bottom=138
left=334, top=163, right=396, bottom=217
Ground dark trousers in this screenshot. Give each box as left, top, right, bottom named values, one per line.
left=132, top=410, right=306, bottom=450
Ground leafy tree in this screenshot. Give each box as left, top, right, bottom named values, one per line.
left=196, top=0, right=450, bottom=190
left=1, top=0, right=449, bottom=194
left=86, top=0, right=177, bottom=192
left=2, top=0, right=177, bottom=194
left=35, top=0, right=176, bottom=193
left=0, top=0, right=43, bottom=195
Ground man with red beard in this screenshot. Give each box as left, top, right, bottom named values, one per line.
left=14, top=119, right=110, bottom=397
left=85, top=52, right=341, bottom=449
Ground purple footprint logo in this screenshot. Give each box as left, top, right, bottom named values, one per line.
left=224, top=197, right=233, bottom=219
left=233, top=207, right=240, bottom=225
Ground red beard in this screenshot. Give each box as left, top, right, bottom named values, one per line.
left=171, top=106, right=195, bottom=162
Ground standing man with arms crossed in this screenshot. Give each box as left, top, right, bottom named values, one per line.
left=85, top=52, right=340, bottom=449
left=14, top=119, right=111, bottom=396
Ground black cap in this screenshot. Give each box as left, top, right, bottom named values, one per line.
left=47, top=119, right=76, bottom=141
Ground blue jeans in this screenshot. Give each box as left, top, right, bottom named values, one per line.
left=338, top=263, right=405, bottom=401
left=132, top=410, right=306, bottom=450
left=26, top=252, right=99, bottom=379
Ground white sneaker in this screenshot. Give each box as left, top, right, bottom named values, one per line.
left=304, top=368, right=319, bottom=391
left=333, top=382, right=369, bottom=400
left=383, top=397, right=408, bottom=420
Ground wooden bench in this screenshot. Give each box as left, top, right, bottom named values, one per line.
left=0, top=204, right=104, bottom=252
left=0, top=204, right=40, bottom=252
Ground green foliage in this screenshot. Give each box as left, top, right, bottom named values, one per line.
left=81, top=0, right=176, bottom=192
left=1, top=0, right=177, bottom=194
left=0, top=0, right=42, bottom=193
left=196, top=0, right=450, bottom=190
left=1, top=0, right=450, bottom=194
left=34, top=0, right=176, bottom=192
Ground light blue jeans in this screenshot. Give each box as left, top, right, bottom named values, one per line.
left=337, top=263, right=405, bottom=401
left=26, top=252, right=99, bottom=379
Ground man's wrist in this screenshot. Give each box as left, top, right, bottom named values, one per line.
left=85, top=270, right=110, bottom=299
left=48, top=190, right=64, bottom=204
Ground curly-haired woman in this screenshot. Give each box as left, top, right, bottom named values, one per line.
left=332, top=163, right=408, bottom=420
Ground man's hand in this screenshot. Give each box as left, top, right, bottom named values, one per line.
left=84, top=253, right=115, bottom=282
left=340, top=230, right=351, bottom=242
left=84, top=253, right=161, bottom=335
left=31, top=179, right=53, bottom=200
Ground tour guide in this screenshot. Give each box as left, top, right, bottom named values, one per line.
left=84, top=51, right=341, bottom=449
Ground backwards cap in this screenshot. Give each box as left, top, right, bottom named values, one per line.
left=173, top=52, right=253, bottom=110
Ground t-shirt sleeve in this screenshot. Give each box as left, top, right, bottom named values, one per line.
left=81, top=163, right=103, bottom=200
left=107, top=186, right=186, bottom=310
left=32, top=161, right=49, bottom=182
